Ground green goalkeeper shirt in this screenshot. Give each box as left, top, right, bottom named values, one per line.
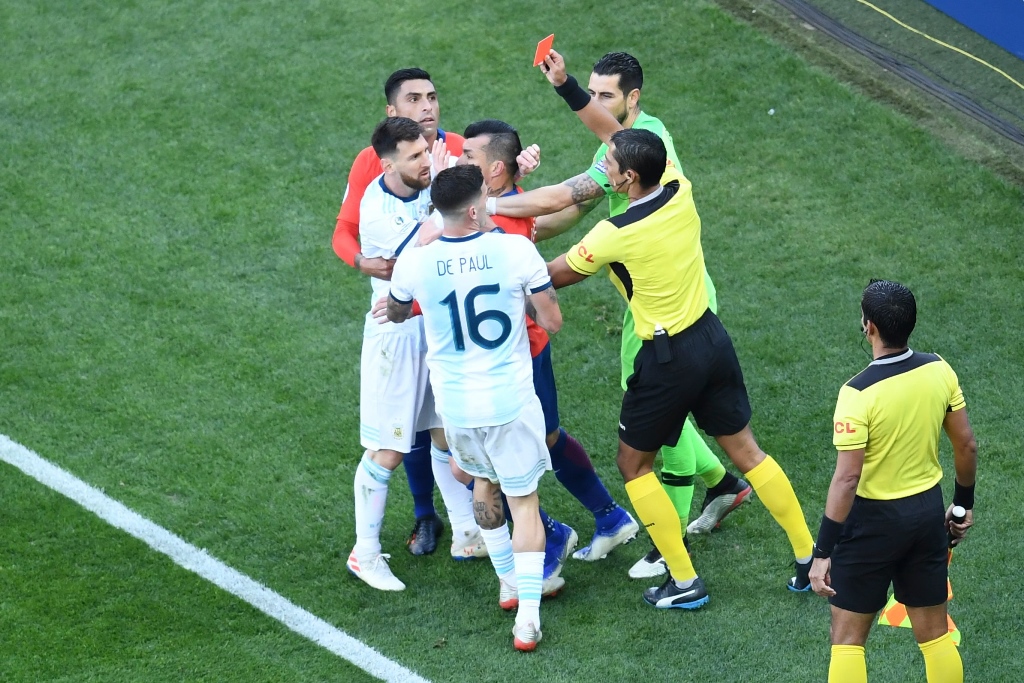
left=586, top=111, right=683, bottom=218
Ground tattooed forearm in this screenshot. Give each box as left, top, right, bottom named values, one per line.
left=386, top=296, right=413, bottom=323
left=575, top=195, right=602, bottom=215
left=563, top=173, right=604, bottom=205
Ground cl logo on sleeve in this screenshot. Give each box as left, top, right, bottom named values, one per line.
left=834, top=421, right=857, bottom=434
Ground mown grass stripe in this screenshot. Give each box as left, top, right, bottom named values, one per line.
left=0, top=433, right=431, bottom=683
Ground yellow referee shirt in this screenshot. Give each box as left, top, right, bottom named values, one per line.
left=833, top=349, right=966, bottom=500
left=565, top=164, right=708, bottom=339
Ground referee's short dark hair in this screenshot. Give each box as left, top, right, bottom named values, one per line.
left=371, top=117, right=423, bottom=159
left=431, top=165, right=484, bottom=218
left=463, top=119, right=522, bottom=180
left=861, top=280, right=917, bottom=348
left=610, top=128, right=666, bottom=189
left=384, top=68, right=432, bottom=104
left=593, top=52, right=643, bottom=95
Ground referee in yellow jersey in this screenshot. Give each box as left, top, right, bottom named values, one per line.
left=544, top=128, right=814, bottom=609
left=809, top=280, right=978, bottom=683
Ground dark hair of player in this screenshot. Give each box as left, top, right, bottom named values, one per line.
left=609, top=128, right=666, bottom=189
left=861, top=280, right=917, bottom=349
left=463, top=119, right=523, bottom=180
left=371, top=117, right=424, bottom=159
left=592, top=52, right=643, bottom=96
left=384, top=68, right=432, bottom=105
left=431, top=165, right=485, bottom=218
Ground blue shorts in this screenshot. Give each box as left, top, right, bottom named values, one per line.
left=532, top=344, right=560, bottom=436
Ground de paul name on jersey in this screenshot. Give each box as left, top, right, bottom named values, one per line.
left=436, top=254, right=494, bottom=276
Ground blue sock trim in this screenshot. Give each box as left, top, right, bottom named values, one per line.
left=491, top=547, right=514, bottom=576
left=360, top=454, right=393, bottom=485
left=517, top=576, right=543, bottom=602
left=429, top=443, right=449, bottom=463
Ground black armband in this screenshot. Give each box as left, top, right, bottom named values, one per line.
left=953, top=481, right=975, bottom=510
left=554, top=74, right=591, bottom=112
left=813, top=515, right=844, bottom=558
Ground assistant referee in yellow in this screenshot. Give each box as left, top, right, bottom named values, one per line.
left=809, top=280, right=978, bottom=683
left=536, top=128, right=814, bottom=609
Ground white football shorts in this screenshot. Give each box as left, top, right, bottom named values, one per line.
left=359, top=329, right=441, bottom=453
left=444, top=395, right=551, bottom=497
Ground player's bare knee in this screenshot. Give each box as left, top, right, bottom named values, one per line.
left=371, top=449, right=403, bottom=470
left=829, top=608, right=872, bottom=646
left=906, top=604, right=950, bottom=644
left=616, top=447, right=653, bottom=482
left=429, top=428, right=448, bottom=451
left=449, top=458, right=472, bottom=485
left=715, top=427, right=765, bottom=473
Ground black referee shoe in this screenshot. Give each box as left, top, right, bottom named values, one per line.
left=787, top=559, right=812, bottom=592
left=642, top=576, right=710, bottom=610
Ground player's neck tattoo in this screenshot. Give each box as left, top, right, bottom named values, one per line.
left=487, top=182, right=513, bottom=198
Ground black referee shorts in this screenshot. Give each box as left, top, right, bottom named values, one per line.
left=829, top=484, right=949, bottom=614
left=619, top=309, right=752, bottom=453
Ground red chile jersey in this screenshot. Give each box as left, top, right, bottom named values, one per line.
left=333, top=130, right=466, bottom=266
left=492, top=185, right=548, bottom=358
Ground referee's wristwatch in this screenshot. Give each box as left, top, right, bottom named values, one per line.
left=812, top=544, right=831, bottom=559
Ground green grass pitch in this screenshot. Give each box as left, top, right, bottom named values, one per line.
left=1, top=1, right=1021, bottom=681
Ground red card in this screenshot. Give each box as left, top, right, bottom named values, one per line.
left=533, top=34, right=555, bottom=67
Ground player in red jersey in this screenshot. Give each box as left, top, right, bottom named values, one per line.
left=333, top=72, right=541, bottom=558
left=457, top=120, right=640, bottom=568
left=334, top=68, right=465, bottom=280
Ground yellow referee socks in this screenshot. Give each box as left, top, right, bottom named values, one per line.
left=745, top=456, right=814, bottom=559
left=828, top=645, right=867, bottom=683
left=919, top=633, right=963, bottom=683
left=625, top=472, right=697, bottom=582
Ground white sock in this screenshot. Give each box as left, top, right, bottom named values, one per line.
left=430, top=445, right=478, bottom=541
left=513, top=551, right=544, bottom=629
left=480, top=524, right=516, bottom=584
left=353, top=452, right=392, bottom=557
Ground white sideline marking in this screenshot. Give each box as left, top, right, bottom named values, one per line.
left=0, top=434, right=430, bottom=683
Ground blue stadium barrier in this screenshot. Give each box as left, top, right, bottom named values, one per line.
left=922, top=0, right=1024, bottom=61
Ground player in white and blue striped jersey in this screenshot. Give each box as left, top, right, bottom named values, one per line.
left=348, top=117, right=484, bottom=594
left=387, top=164, right=562, bottom=652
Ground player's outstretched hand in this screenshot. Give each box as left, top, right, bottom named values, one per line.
left=431, top=138, right=451, bottom=172
left=357, top=255, right=395, bottom=280
left=809, top=557, right=836, bottom=598
left=371, top=295, right=389, bottom=323
left=515, top=144, right=541, bottom=180
left=541, top=49, right=568, bottom=87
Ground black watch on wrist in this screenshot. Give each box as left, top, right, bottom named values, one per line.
left=812, top=544, right=831, bottom=559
